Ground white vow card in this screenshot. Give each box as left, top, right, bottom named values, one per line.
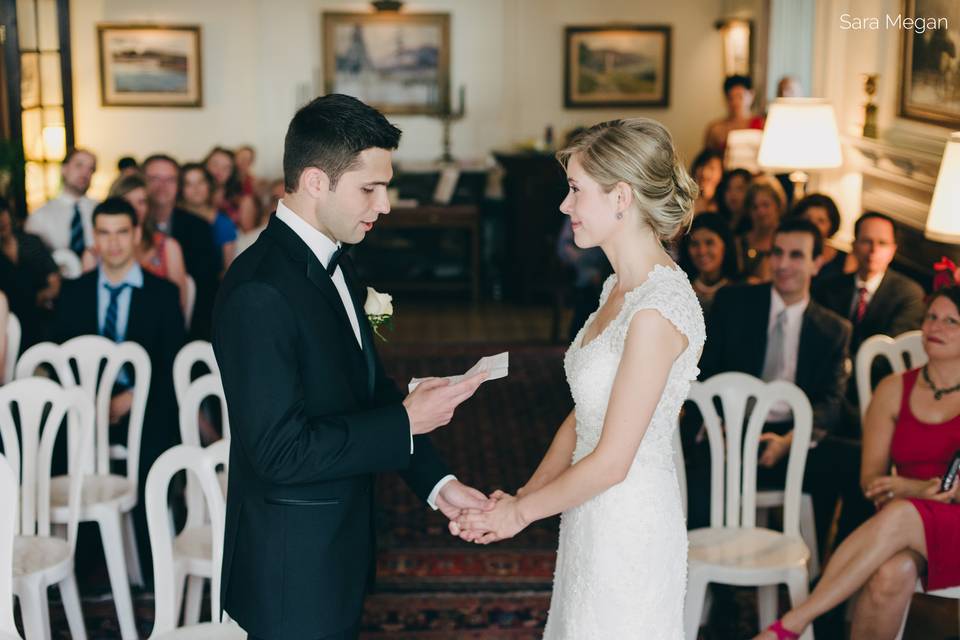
left=408, top=352, right=508, bottom=392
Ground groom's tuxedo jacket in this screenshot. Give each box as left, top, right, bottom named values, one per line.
left=213, top=214, right=449, bottom=638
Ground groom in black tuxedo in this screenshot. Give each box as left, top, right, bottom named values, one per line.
left=213, top=94, right=493, bottom=640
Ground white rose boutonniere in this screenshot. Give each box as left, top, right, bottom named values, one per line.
left=364, top=287, right=394, bottom=341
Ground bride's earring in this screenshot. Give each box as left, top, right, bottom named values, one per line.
left=616, top=195, right=623, bottom=220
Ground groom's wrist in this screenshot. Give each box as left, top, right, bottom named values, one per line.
left=515, top=497, right=534, bottom=528
left=427, top=474, right=457, bottom=510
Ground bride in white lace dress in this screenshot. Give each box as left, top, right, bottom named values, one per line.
left=456, top=118, right=705, bottom=638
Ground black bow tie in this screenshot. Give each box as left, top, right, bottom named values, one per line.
left=326, top=244, right=349, bottom=275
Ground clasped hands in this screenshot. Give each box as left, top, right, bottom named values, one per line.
left=863, top=474, right=958, bottom=509
left=435, top=480, right=529, bottom=545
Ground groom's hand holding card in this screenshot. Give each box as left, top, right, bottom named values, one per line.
left=408, top=352, right=509, bottom=392
left=402, top=352, right=509, bottom=436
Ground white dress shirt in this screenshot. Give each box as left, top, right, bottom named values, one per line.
left=25, top=193, right=96, bottom=252
left=849, top=271, right=885, bottom=317
left=275, top=201, right=454, bottom=508
left=765, top=288, right=809, bottom=422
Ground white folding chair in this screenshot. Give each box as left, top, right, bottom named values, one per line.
left=684, top=373, right=814, bottom=640
left=856, top=330, right=926, bottom=419
left=15, top=336, right=150, bottom=640
left=0, top=454, right=23, bottom=640
left=147, top=441, right=242, bottom=639
left=176, top=373, right=230, bottom=625
left=0, top=378, right=94, bottom=640
left=3, top=314, right=19, bottom=385
left=51, top=249, right=82, bottom=279
left=173, top=341, right=219, bottom=407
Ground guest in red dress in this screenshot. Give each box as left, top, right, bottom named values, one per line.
left=754, top=285, right=960, bottom=640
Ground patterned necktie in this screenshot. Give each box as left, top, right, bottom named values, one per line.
left=762, top=309, right=788, bottom=382
left=70, top=203, right=85, bottom=256
left=852, top=287, right=869, bottom=324
left=326, top=244, right=348, bottom=276
left=102, top=283, right=131, bottom=342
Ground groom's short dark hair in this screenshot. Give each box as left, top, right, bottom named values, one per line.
left=283, top=94, right=401, bottom=193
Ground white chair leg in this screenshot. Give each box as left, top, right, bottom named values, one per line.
left=685, top=572, right=709, bottom=640
left=59, top=574, right=88, bottom=640
left=786, top=570, right=814, bottom=640
left=123, top=511, right=145, bottom=587
left=17, top=586, right=49, bottom=640
left=173, top=568, right=187, bottom=626
left=758, top=584, right=779, bottom=631
left=800, top=495, right=820, bottom=579
left=184, top=575, right=205, bottom=625
left=99, top=511, right=139, bottom=640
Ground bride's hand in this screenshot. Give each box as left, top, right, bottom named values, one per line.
left=457, top=494, right=528, bottom=544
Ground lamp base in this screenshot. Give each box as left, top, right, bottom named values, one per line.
left=788, top=170, right=809, bottom=203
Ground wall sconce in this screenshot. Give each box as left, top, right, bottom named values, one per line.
left=716, top=18, right=752, bottom=77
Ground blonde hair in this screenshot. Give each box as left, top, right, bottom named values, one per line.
left=556, top=118, right=698, bottom=242
left=744, top=174, right=787, bottom=218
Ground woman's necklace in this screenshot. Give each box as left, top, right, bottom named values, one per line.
left=922, top=364, right=960, bottom=401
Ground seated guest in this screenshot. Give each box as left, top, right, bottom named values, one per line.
left=144, top=154, right=219, bottom=339
left=691, top=149, right=724, bottom=215
left=737, top=175, right=787, bottom=282
left=25, top=148, right=97, bottom=256
left=793, top=193, right=855, bottom=283
left=703, top=75, right=765, bottom=154
left=235, top=145, right=257, bottom=196
left=50, top=197, right=184, bottom=584
left=204, top=146, right=242, bottom=222
left=179, top=162, right=238, bottom=275
left=266, top=177, right=285, bottom=214
left=691, top=218, right=853, bottom=557
left=777, top=74, right=804, bottom=98
left=99, top=174, right=189, bottom=314
left=815, top=211, right=926, bottom=357
left=754, top=286, right=960, bottom=640
left=716, top=168, right=752, bottom=233
left=814, top=212, right=926, bottom=427
left=235, top=192, right=267, bottom=256
left=0, top=199, right=59, bottom=350
left=679, top=213, right=740, bottom=318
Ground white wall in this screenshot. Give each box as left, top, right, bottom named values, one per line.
left=70, top=0, right=726, bottom=197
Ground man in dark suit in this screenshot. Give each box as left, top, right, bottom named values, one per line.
left=690, top=218, right=853, bottom=552
left=213, top=95, right=494, bottom=640
left=50, top=197, right=185, bottom=583
left=814, top=211, right=926, bottom=426
left=143, top=154, right=220, bottom=339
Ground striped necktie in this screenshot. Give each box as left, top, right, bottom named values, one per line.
left=70, top=203, right=85, bottom=256
left=103, top=283, right=131, bottom=342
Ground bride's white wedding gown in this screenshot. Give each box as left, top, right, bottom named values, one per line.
left=543, top=265, right=705, bottom=639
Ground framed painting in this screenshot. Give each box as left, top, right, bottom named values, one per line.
left=98, top=24, right=202, bottom=107
left=564, top=25, right=671, bottom=108
left=322, top=12, right=450, bottom=115
left=899, top=0, right=960, bottom=128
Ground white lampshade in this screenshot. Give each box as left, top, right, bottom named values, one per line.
left=926, top=132, right=960, bottom=243
left=758, top=98, right=842, bottom=171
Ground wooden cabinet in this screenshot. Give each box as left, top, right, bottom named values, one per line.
left=493, top=152, right=568, bottom=302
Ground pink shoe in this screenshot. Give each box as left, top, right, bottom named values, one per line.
left=764, top=619, right=800, bottom=640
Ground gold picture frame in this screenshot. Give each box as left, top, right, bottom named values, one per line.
left=98, top=24, right=202, bottom=108
left=322, top=12, right=450, bottom=115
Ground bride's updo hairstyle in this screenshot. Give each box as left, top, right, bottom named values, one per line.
left=557, top=118, right=698, bottom=242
